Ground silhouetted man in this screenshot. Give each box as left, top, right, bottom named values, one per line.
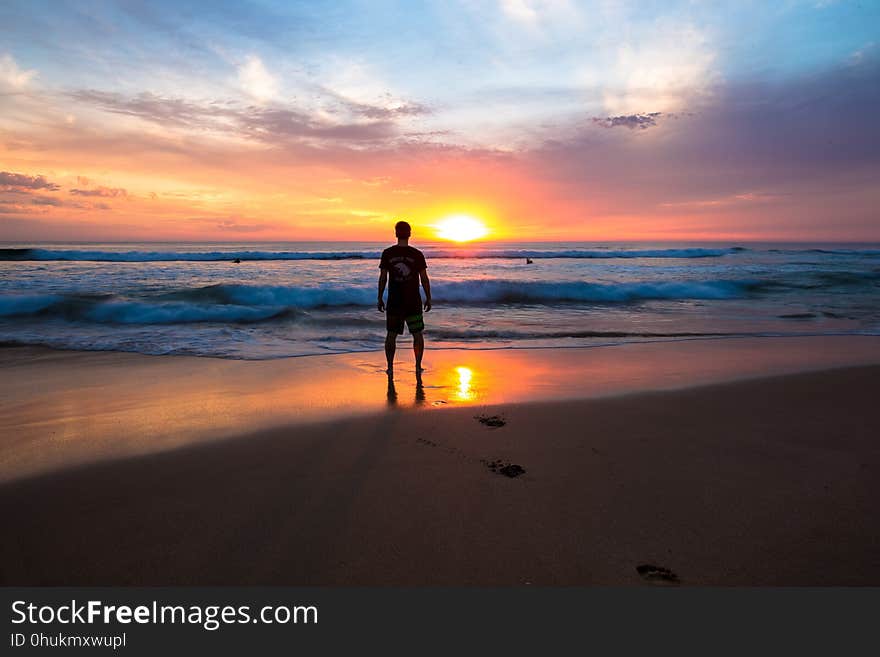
left=377, top=220, right=431, bottom=377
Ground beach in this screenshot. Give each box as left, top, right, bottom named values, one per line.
left=2, top=335, right=879, bottom=586
left=5, top=3, right=880, bottom=648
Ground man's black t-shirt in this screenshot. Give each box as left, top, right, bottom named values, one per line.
left=380, top=245, right=427, bottom=314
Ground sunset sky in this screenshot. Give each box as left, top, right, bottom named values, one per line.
left=1, top=0, right=878, bottom=242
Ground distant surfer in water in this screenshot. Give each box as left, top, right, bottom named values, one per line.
left=377, top=220, right=431, bottom=377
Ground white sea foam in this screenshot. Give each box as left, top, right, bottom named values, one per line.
left=2, top=242, right=877, bottom=358
left=0, top=279, right=764, bottom=324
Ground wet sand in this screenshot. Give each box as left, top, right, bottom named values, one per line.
left=1, top=338, right=879, bottom=585
left=2, top=335, right=880, bottom=482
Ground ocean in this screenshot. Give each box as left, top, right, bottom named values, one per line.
left=1, top=241, right=879, bottom=359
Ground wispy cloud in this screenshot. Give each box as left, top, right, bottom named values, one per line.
left=343, top=98, right=430, bottom=121
left=0, top=53, right=36, bottom=89
left=313, top=58, right=432, bottom=125
left=0, top=171, right=60, bottom=191
left=498, top=0, right=539, bottom=24
left=592, top=22, right=718, bottom=115
left=237, top=55, right=278, bottom=103
left=496, top=0, right=581, bottom=34
left=67, top=90, right=407, bottom=145
left=592, top=113, right=662, bottom=130
left=849, top=42, right=876, bottom=66
left=69, top=186, right=128, bottom=198
left=30, top=195, right=65, bottom=206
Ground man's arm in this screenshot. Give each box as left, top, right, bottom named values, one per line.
left=377, top=268, right=388, bottom=312
left=419, top=268, right=431, bottom=312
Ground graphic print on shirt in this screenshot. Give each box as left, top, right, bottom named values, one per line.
left=392, top=261, right=412, bottom=280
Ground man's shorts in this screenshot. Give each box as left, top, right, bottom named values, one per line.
left=387, top=312, right=424, bottom=335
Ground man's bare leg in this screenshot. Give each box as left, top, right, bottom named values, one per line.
left=385, top=331, right=397, bottom=375
left=413, top=331, right=424, bottom=372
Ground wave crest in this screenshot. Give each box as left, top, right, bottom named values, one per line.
left=1, top=268, right=875, bottom=326
left=0, top=278, right=760, bottom=325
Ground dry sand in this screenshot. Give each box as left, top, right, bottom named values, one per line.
left=1, top=345, right=878, bottom=585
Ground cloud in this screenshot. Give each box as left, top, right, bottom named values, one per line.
left=30, top=195, right=64, bottom=206
left=593, top=23, right=717, bottom=115
left=237, top=55, right=278, bottom=103
left=68, top=89, right=403, bottom=145
left=496, top=0, right=580, bottom=31
left=69, top=186, right=128, bottom=198
left=348, top=99, right=430, bottom=121
left=659, top=191, right=779, bottom=209
left=499, top=0, right=539, bottom=24
left=592, top=113, right=662, bottom=130
left=0, top=54, right=37, bottom=89
left=0, top=171, right=60, bottom=191
left=527, top=55, right=880, bottom=236
left=849, top=42, right=876, bottom=66
left=67, top=90, right=217, bottom=128
left=244, top=107, right=396, bottom=142
left=0, top=196, right=72, bottom=214
left=316, top=58, right=431, bottom=124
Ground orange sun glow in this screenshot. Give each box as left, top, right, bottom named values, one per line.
left=434, top=214, right=489, bottom=242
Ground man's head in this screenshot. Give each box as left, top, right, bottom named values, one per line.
left=394, top=220, right=411, bottom=239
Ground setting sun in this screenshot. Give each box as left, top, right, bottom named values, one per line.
left=434, top=214, right=489, bottom=242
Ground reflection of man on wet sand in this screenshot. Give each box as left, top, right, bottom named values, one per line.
left=377, top=220, right=431, bottom=377
left=386, top=376, right=426, bottom=407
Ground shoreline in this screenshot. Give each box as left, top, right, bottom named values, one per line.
left=2, top=363, right=878, bottom=585
left=4, top=329, right=879, bottom=359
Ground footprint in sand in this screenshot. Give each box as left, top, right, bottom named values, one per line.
left=415, top=435, right=526, bottom=476
left=482, top=459, right=526, bottom=478
left=475, top=414, right=506, bottom=428
left=636, top=564, right=680, bottom=585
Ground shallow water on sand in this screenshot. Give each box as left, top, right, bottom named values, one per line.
left=3, top=336, right=880, bottom=482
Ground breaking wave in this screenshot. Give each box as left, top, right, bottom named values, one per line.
left=0, top=278, right=761, bottom=325
left=1, top=266, right=876, bottom=327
